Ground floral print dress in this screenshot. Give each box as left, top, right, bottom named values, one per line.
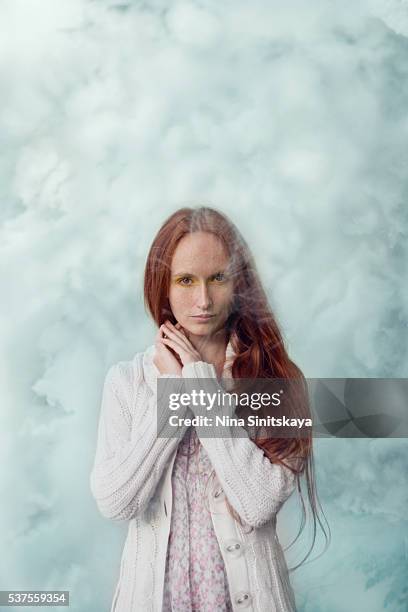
left=162, top=426, right=234, bottom=612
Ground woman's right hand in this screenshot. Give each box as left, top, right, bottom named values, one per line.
left=153, top=326, right=183, bottom=376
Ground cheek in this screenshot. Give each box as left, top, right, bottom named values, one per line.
left=169, top=287, right=192, bottom=310
left=216, top=286, right=234, bottom=307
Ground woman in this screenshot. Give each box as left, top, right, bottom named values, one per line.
left=90, top=206, right=329, bottom=612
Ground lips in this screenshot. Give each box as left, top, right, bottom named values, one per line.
left=191, top=315, right=215, bottom=319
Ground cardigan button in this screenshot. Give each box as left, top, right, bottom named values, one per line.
left=213, top=486, right=224, bottom=499
left=224, top=539, right=244, bottom=558
left=234, top=591, right=252, bottom=607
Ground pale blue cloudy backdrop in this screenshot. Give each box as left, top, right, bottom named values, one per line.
left=1, top=0, right=407, bottom=610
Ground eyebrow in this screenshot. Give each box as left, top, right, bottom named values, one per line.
left=171, top=270, right=227, bottom=278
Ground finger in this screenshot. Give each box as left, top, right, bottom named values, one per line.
left=157, top=331, right=173, bottom=344
left=161, top=333, right=187, bottom=355
left=157, top=326, right=171, bottom=343
left=163, top=321, right=192, bottom=346
left=158, top=325, right=170, bottom=341
left=161, top=331, right=190, bottom=355
left=175, top=322, right=188, bottom=337
left=161, top=322, right=184, bottom=342
left=155, top=339, right=167, bottom=352
left=161, top=336, right=187, bottom=357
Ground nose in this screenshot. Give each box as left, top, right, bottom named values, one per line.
left=196, top=282, right=212, bottom=310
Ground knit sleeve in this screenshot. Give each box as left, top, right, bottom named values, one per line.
left=182, top=361, right=298, bottom=528
left=89, top=358, right=189, bottom=522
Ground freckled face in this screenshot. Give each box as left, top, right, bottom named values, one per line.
left=168, top=232, right=234, bottom=337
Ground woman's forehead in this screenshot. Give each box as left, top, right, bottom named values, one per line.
left=171, top=232, right=229, bottom=269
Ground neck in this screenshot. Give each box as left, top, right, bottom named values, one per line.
left=188, top=328, right=229, bottom=367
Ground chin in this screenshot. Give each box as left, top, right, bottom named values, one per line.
left=185, top=324, right=211, bottom=335
left=189, top=320, right=224, bottom=337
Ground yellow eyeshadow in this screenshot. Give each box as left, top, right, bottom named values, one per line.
left=174, top=276, right=195, bottom=282
left=173, top=275, right=228, bottom=286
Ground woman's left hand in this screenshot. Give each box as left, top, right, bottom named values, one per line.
left=160, top=320, right=202, bottom=366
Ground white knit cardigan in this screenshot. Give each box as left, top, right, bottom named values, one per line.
left=90, top=342, right=298, bottom=612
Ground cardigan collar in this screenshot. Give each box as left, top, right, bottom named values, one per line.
left=141, top=339, right=236, bottom=393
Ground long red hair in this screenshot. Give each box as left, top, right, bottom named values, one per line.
left=144, top=206, right=330, bottom=570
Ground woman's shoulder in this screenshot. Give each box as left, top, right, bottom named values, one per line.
left=106, top=344, right=156, bottom=395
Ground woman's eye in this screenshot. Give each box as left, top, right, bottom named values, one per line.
left=177, top=274, right=226, bottom=285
